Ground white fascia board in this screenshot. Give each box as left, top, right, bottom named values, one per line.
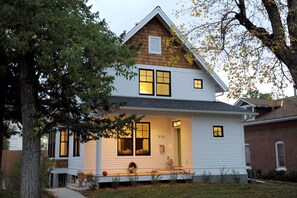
left=234, top=98, right=256, bottom=107
left=244, top=116, right=297, bottom=126
left=120, top=106, right=250, bottom=116
left=123, top=6, right=228, bottom=93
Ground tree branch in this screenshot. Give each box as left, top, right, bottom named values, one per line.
left=262, top=0, right=285, bottom=40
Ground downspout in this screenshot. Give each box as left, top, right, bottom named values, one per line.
left=215, top=92, right=224, bottom=100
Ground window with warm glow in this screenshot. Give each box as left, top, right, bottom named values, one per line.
left=135, top=122, right=150, bottom=155
left=194, top=79, right=203, bottom=89
left=139, top=69, right=154, bottom=95
left=213, top=126, right=224, bottom=137
left=117, top=126, right=133, bottom=156
left=60, top=129, right=69, bottom=157
left=157, top=70, right=171, bottom=96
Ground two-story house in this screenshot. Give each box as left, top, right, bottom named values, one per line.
left=48, top=6, right=251, bottom=187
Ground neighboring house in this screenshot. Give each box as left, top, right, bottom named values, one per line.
left=48, top=7, right=251, bottom=187
left=8, top=134, right=22, bottom=150
left=235, top=96, right=297, bottom=173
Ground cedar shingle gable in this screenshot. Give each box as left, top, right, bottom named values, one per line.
left=125, top=17, right=199, bottom=70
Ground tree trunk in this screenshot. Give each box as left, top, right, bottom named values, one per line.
left=0, top=111, right=4, bottom=190
left=20, top=60, right=41, bottom=198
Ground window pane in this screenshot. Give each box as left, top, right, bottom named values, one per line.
left=157, top=84, right=169, bottom=95
left=60, top=143, right=67, bottom=156
left=149, top=36, right=161, bottom=54
left=118, top=139, right=133, bottom=155
left=60, top=129, right=68, bottom=157
left=245, top=144, right=251, bottom=166
left=213, top=126, right=223, bottom=137
left=194, top=79, right=203, bottom=89
left=140, top=82, right=153, bottom=94
left=277, top=143, right=285, bottom=167
left=136, top=123, right=150, bottom=155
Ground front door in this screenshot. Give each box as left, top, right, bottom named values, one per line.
left=176, top=128, right=182, bottom=167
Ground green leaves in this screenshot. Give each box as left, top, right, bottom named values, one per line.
left=0, top=0, right=139, bottom=141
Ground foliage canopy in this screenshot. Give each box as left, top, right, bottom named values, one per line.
left=176, top=0, right=297, bottom=98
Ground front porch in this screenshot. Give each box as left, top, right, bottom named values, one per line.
left=98, top=168, right=193, bottom=183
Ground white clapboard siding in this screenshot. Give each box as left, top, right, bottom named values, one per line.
left=109, top=64, right=217, bottom=101
left=83, top=140, right=97, bottom=173
left=180, top=118, right=193, bottom=170
left=68, top=135, right=84, bottom=175
left=192, top=114, right=246, bottom=175
left=100, top=116, right=193, bottom=173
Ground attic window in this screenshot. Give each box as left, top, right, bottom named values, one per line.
left=148, top=36, right=161, bottom=54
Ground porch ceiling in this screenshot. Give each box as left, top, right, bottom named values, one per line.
left=110, top=96, right=253, bottom=115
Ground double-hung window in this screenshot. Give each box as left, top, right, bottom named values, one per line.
left=117, top=122, right=151, bottom=156
left=139, top=69, right=154, bottom=95
left=117, top=126, right=133, bottom=156
left=139, top=69, right=171, bottom=97
left=275, top=141, right=286, bottom=170
left=60, top=129, right=69, bottom=157
left=136, top=122, right=151, bottom=155
left=156, top=70, right=171, bottom=96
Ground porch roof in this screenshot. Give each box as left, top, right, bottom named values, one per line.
left=110, top=96, right=254, bottom=115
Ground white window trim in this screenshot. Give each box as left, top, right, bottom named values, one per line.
left=275, top=141, right=286, bottom=171
left=245, top=143, right=251, bottom=168
left=148, top=36, right=161, bottom=54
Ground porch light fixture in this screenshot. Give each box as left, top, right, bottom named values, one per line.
left=172, top=120, right=181, bottom=128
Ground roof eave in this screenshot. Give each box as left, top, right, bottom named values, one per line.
left=244, top=115, right=297, bottom=126
left=120, top=106, right=251, bottom=115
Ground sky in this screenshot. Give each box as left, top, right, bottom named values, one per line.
left=87, top=0, right=295, bottom=102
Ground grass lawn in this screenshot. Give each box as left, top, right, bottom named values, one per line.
left=82, top=182, right=297, bottom=198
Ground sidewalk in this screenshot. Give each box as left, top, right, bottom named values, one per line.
left=47, top=188, right=86, bottom=198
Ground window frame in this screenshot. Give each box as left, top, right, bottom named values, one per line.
left=156, top=70, right=171, bottom=97
left=117, top=125, right=134, bottom=156
left=135, top=122, right=151, bottom=156
left=148, top=36, right=161, bottom=54
left=245, top=144, right=251, bottom=167
left=275, top=141, right=286, bottom=170
left=48, top=131, right=56, bottom=157
left=73, top=132, right=80, bottom=157
left=139, top=69, right=154, bottom=96
left=193, top=79, right=203, bottom=89
left=59, top=129, right=69, bottom=157
left=213, top=126, right=224, bottom=138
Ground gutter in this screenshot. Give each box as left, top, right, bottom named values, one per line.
left=120, top=106, right=254, bottom=116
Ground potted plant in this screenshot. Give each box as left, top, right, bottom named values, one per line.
left=77, top=170, right=85, bottom=186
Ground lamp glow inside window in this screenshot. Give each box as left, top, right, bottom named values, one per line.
left=194, top=79, right=203, bottom=89
left=149, top=36, right=161, bottom=54
left=213, top=126, right=224, bottom=137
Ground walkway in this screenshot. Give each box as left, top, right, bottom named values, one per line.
left=47, top=188, right=86, bottom=198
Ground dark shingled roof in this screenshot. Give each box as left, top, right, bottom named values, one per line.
left=110, top=96, right=252, bottom=114
left=253, top=96, right=297, bottom=121
left=240, top=98, right=281, bottom=108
